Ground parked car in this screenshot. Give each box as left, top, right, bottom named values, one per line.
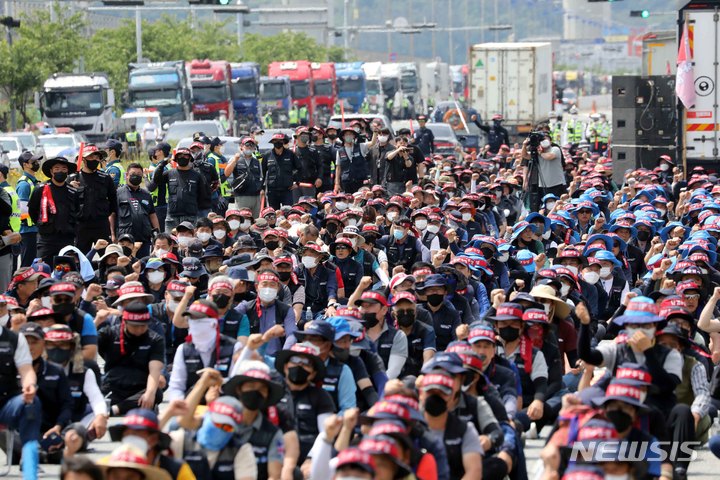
left=161, top=120, right=224, bottom=145
left=6, top=131, right=44, bottom=158
left=0, top=136, right=23, bottom=168
left=176, top=136, right=240, bottom=157
left=38, top=133, right=85, bottom=160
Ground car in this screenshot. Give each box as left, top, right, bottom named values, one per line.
left=0, top=137, right=24, bottom=168
left=38, top=133, right=86, bottom=159
left=176, top=136, right=241, bottom=158
left=161, top=120, right=225, bottom=145
left=6, top=131, right=44, bottom=158
left=255, top=128, right=295, bottom=152
left=424, top=122, right=462, bottom=157
left=327, top=114, right=394, bottom=134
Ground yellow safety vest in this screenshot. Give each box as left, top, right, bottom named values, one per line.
left=289, top=108, right=299, bottom=125
left=263, top=112, right=274, bottom=129
left=107, top=160, right=126, bottom=186
left=146, top=164, right=158, bottom=205
left=126, top=131, right=139, bottom=144
left=17, top=175, right=35, bottom=227
left=207, top=152, right=230, bottom=198
left=3, top=186, right=20, bottom=232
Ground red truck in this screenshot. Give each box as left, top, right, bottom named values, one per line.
left=268, top=61, right=315, bottom=126
left=189, top=59, right=233, bottom=133
left=310, top=62, right=336, bottom=125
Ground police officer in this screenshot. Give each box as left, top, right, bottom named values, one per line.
left=312, top=127, right=335, bottom=192
left=75, top=144, right=118, bottom=253
left=28, top=156, right=80, bottom=263
left=206, top=137, right=232, bottom=214
left=412, top=114, right=435, bottom=156
left=334, top=127, right=377, bottom=194
left=153, top=148, right=211, bottom=233
left=473, top=114, right=510, bottom=154
left=117, top=162, right=160, bottom=258
left=289, top=101, right=301, bottom=128
left=226, top=137, right=264, bottom=218
left=263, top=133, right=300, bottom=209
left=104, top=139, right=126, bottom=188
left=293, top=127, right=322, bottom=201
left=16, top=151, right=42, bottom=267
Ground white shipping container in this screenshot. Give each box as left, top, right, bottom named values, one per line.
left=469, top=42, right=553, bottom=132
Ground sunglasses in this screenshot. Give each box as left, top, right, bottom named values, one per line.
left=289, top=355, right=312, bottom=367
left=213, top=422, right=234, bottom=433
left=683, top=293, right=701, bottom=300
left=335, top=245, right=350, bottom=251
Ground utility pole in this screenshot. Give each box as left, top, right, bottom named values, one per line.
left=1, top=13, right=20, bottom=129
left=431, top=0, right=436, bottom=59
left=343, top=0, right=348, bottom=50
left=135, top=6, right=142, bottom=62
left=448, top=0, right=453, bottom=64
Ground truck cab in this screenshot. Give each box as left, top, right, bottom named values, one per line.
left=38, top=73, right=115, bottom=143
left=268, top=61, right=315, bottom=126
left=335, top=62, right=366, bottom=113
left=362, top=62, right=384, bottom=114
left=397, top=62, right=421, bottom=117
left=127, top=61, right=193, bottom=124
left=311, top=62, right=336, bottom=125
left=230, top=62, right=260, bottom=131
left=260, top=76, right=292, bottom=128
left=189, top=59, right=233, bottom=134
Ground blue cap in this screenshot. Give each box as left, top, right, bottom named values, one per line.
left=143, top=258, right=164, bottom=271
left=421, top=352, right=467, bottom=374
left=105, top=139, right=123, bottom=153
left=613, top=296, right=663, bottom=325
left=326, top=316, right=361, bottom=341
left=227, top=265, right=251, bottom=281
left=416, top=273, right=447, bottom=291
left=201, top=244, right=224, bottom=260
left=180, top=257, right=207, bottom=278
left=295, top=320, right=336, bottom=342
left=516, top=249, right=536, bottom=272
left=592, top=249, right=622, bottom=267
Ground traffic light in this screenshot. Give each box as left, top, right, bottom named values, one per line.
left=630, top=10, right=650, bottom=18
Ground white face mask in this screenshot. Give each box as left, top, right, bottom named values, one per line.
left=147, top=271, right=165, bottom=285
left=41, top=296, right=52, bottom=309
left=560, top=284, right=570, bottom=297
left=240, top=220, right=252, bottom=230
left=503, top=209, right=511, bottom=217
left=344, top=135, right=355, bottom=144
left=346, top=218, right=358, bottom=227
left=564, top=265, right=579, bottom=276
left=657, top=208, right=667, bottom=217
left=541, top=139, right=551, bottom=149
left=583, top=271, right=600, bottom=285
left=701, top=267, right=709, bottom=274
left=246, top=270, right=256, bottom=282
left=543, top=303, right=551, bottom=315
left=605, top=475, right=630, bottom=480
left=0, top=314, right=8, bottom=327
left=177, top=236, right=192, bottom=248
left=378, top=135, right=389, bottom=143
left=336, top=202, right=348, bottom=211
left=625, top=326, right=656, bottom=341
left=302, top=256, right=318, bottom=269
left=154, top=248, right=168, bottom=257
left=427, top=224, right=440, bottom=234
left=258, top=287, right=278, bottom=303
left=498, top=253, right=509, bottom=263
left=228, top=220, right=241, bottom=231
left=638, top=390, right=648, bottom=404
left=386, top=212, right=398, bottom=222
left=167, top=299, right=179, bottom=312
left=660, top=163, right=670, bottom=171
left=462, top=213, right=472, bottom=222
left=122, top=435, right=149, bottom=454
left=546, top=201, right=556, bottom=211
left=188, top=318, right=217, bottom=352
left=600, top=267, right=612, bottom=278
left=542, top=230, right=551, bottom=240
left=213, top=229, right=226, bottom=240
left=415, top=219, right=428, bottom=230
left=197, top=232, right=212, bottom=243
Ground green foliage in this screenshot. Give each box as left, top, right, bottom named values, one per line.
left=241, top=31, right=346, bottom=74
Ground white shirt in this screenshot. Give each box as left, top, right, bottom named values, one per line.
left=8, top=328, right=32, bottom=367
left=166, top=341, right=242, bottom=401
left=142, top=122, right=158, bottom=142
left=63, top=364, right=107, bottom=417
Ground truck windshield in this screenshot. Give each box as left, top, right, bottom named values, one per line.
left=43, top=90, right=103, bottom=112
left=381, top=78, right=398, bottom=98
left=40, top=136, right=75, bottom=148
left=231, top=78, right=257, bottom=99
left=401, top=74, right=418, bottom=92
left=291, top=80, right=310, bottom=99
left=338, top=77, right=363, bottom=94
left=129, top=89, right=181, bottom=107
left=193, top=84, right=228, bottom=104
left=261, top=82, right=287, bottom=100
left=0, top=140, right=19, bottom=152
left=129, top=72, right=179, bottom=87
left=314, top=80, right=333, bottom=96
left=366, top=80, right=381, bottom=96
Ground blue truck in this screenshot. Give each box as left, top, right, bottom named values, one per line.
left=335, top=62, right=366, bottom=113
left=127, top=61, right=193, bottom=124
left=259, top=76, right=291, bottom=128
left=230, top=62, right=261, bottom=130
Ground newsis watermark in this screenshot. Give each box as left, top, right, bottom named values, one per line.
left=569, top=441, right=703, bottom=463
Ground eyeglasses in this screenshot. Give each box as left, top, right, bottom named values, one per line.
left=213, top=422, right=235, bottom=433
left=288, top=356, right=312, bottom=367
left=683, top=294, right=701, bottom=300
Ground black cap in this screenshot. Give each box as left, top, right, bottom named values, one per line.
left=20, top=322, right=45, bottom=340
left=105, top=139, right=123, bottom=154
left=18, top=151, right=42, bottom=164
left=155, top=142, right=171, bottom=157
left=210, top=137, right=226, bottom=147
left=396, top=128, right=411, bottom=136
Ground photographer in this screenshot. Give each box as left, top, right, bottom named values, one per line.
left=383, top=133, right=418, bottom=195
left=521, top=132, right=566, bottom=199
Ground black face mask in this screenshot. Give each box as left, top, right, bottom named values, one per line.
left=395, top=310, right=415, bottom=328
left=288, top=365, right=311, bottom=385
left=53, top=172, right=68, bottom=183
left=460, top=176, right=471, bottom=183
left=52, top=302, right=74, bottom=316
left=333, top=346, right=350, bottom=362
left=85, top=160, right=100, bottom=171
left=326, top=223, right=338, bottom=234
left=240, top=390, right=266, bottom=411
left=606, top=409, right=633, bottom=432
left=122, top=246, right=133, bottom=257
left=327, top=133, right=337, bottom=140
left=277, top=271, right=292, bottom=282
left=363, top=312, right=380, bottom=329
left=426, top=294, right=444, bottom=307
left=176, top=156, right=191, bottom=167
left=637, top=230, right=651, bottom=242
left=47, top=348, right=72, bottom=365
left=498, top=326, right=520, bottom=342
left=30, top=162, right=40, bottom=172
left=424, top=393, right=448, bottom=416
left=128, top=174, right=143, bottom=187
left=265, top=240, right=280, bottom=251
left=213, top=294, right=231, bottom=309
left=481, top=247, right=495, bottom=259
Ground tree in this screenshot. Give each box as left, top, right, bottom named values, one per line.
left=241, top=31, right=347, bottom=74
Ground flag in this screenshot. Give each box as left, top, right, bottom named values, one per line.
left=76, top=142, right=84, bottom=172
left=676, top=22, right=696, bottom=109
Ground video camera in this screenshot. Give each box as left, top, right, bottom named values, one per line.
left=527, top=131, right=545, bottom=151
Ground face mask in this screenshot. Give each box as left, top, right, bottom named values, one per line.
left=277, top=271, right=291, bottom=282
left=227, top=220, right=241, bottom=231
left=606, top=409, right=633, bottom=432
left=562, top=265, right=578, bottom=276
left=188, top=319, right=217, bottom=352
left=302, top=256, right=318, bottom=269
left=542, top=230, right=551, bottom=240
left=176, top=156, right=191, bottom=167
left=336, top=202, right=348, bottom=211
left=462, top=213, right=472, bottom=222
left=700, top=267, right=709, bottom=275
left=246, top=270, right=256, bottom=282
left=265, top=240, right=280, bottom=251
left=197, top=415, right=234, bottom=451
left=213, top=229, right=226, bottom=240
left=212, top=294, right=231, bottom=309
left=128, top=174, right=143, bottom=187
left=442, top=166, right=451, bottom=172
left=333, top=346, right=350, bottom=362
left=395, top=310, right=415, bottom=328
left=122, top=434, right=149, bottom=454
left=415, top=219, right=428, bottom=230
left=625, top=326, right=656, bottom=340
left=363, top=312, right=380, bottom=329
left=346, top=218, right=358, bottom=227
left=41, top=296, right=52, bottom=309
left=583, top=271, right=600, bottom=285
left=31, top=162, right=40, bottom=172
left=638, top=390, right=648, bottom=404
left=426, top=294, right=444, bottom=307
left=154, top=248, right=168, bottom=257
left=378, top=135, right=388, bottom=143
left=542, top=303, right=551, bottom=316
left=386, top=211, right=399, bottom=222
left=481, top=247, right=495, bottom=259
left=546, top=201, right=556, bottom=211
left=424, top=393, right=448, bottom=416
left=299, top=134, right=310, bottom=144
left=243, top=149, right=254, bottom=157
left=240, top=390, right=265, bottom=411
left=258, top=287, right=278, bottom=303
left=600, top=267, right=612, bottom=278
left=147, top=271, right=165, bottom=285
left=177, top=236, right=192, bottom=248
left=427, top=224, right=440, bottom=234
left=393, top=229, right=405, bottom=240
left=560, top=284, right=570, bottom=297
left=637, top=230, right=651, bottom=242
left=660, top=163, right=670, bottom=171
left=605, top=475, right=630, bottom=480
left=197, top=232, right=212, bottom=243
left=327, top=133, right=337, bottom=140
left=167, top=299, right=179, bottom=312
left=498, top=326, right=520, bottom=342
left=541, top=139, right=551, bottom=149
left=657, top=208, right=667, bottom=217
left=496, top=253, right=509, bottom=263
left=53, top=172, right=68, bottom=183
left=46, top=348, right=72, bottom=365
left=288, top=365, right=311, bottom=384
left=52, top=303, right=74, bottom=316
left=240, top=220, right=252, bottom=230
left=344, top=135, right=355, bottom=144
left=85, top=160, right=100, bottom=171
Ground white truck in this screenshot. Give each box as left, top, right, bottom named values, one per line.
left=421, top=61, right=451, bottom=109
left=380, top=63, right=404, bottom=118
left=468, top=42, right=553, bottom=136
left=37, top=73, right=115, bottom=142
left=397, top=62, right=421, bottom=116
left=362, top=62, right=385, bottom=114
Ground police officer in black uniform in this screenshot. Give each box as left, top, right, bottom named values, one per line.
left=412, top=114, right=435, bottom=156
left=146, top=142, right=172, bottom=230
left=152, top=148, right=211, bottom=233
left=473, top=114, right=510, bottom=154
left=116, top=162, right=160, bottom=259
left=293, top=126, right=322, bottom=201
left=312, top=126, right=335, bottom=192
left=263, top=133, right=300, bottom=209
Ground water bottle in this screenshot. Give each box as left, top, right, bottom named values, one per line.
left=305, top=307, right=313, bottom=322
left=712, top=416, right=720, bottom=438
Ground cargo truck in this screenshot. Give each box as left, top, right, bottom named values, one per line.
left=468, top=42, right=553, bottom=137
left=189, top=59, right=233, bottom=133
left=260, top=76, right=291, bottom=128
left=127, top=61, right=193, bottom=124
left=311, top=62, right=336, bottom=125
left=421, top=61, right=450, bottom=110
left=230, top=62, right=261, bottom=130
left=335, top=62, right=366, bottom=113
left=268, top=61, right=315, bottom=125
left=362, top=62, right=384, bottom=114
